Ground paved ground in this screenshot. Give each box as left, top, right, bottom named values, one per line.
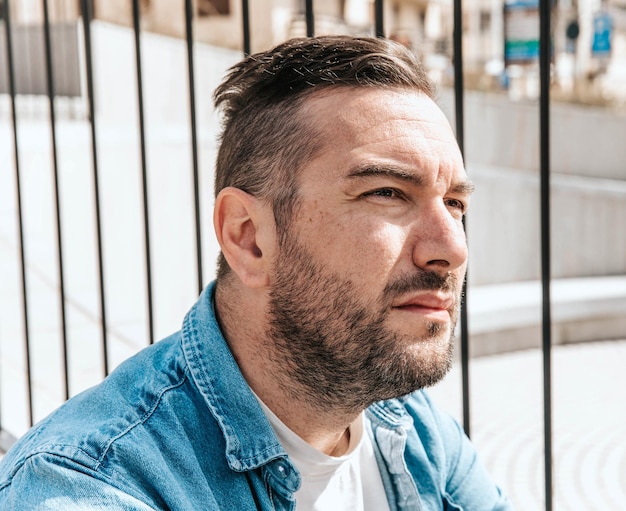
left=429, top=338, right=626, bottom=510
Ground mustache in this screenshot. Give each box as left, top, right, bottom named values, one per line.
left=383, top=270, right=458, bottom=298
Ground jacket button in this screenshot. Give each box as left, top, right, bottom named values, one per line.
left=276, top=462, right=289, bottom=478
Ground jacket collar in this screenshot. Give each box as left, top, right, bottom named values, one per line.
left=181, top=282, right=288, bottom=472
left=366, top=396, right=415, bottom=430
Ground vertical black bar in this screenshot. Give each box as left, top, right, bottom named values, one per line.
left=42, top=0, right=70, bottom=402
left=539, top=0, right=553, bottom=508
left=305, top=0, right=314, bottom=37
left=241, top=0, right=250, bottom=55
left=459, top=263, right=470, bottom=436
left=374, top=0, right=384, bottom=38
left=453, top=0, right=470, bottom=437
left=452, top=5, right=465, bottom=158
left=80, top=0, right=109, bottom=375
left=4, top=0, right=34, bottom=427
left=132, top=0, right=155, bottom=344
left=184, top=0, right=204, bottom=297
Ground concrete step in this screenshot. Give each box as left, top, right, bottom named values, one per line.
left=466, top=275, right=626, bottom=356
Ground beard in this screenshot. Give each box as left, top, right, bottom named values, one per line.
left=266, top=236, right=460, bottom=414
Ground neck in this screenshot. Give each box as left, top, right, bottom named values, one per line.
left=214, top=280, right=359, bottom=456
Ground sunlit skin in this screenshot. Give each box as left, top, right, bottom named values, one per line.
left=214, top=87, right=473, bottom=457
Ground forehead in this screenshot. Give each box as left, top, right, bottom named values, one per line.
left=298, top=87, right=465, bottom=185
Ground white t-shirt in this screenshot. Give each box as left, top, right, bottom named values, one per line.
left=257, top=399, right=390, bottom=511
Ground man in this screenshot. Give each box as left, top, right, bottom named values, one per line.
left=0, top=36, right=511, bottom=510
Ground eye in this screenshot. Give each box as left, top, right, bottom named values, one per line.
left=445, top=198, right=467, bottom=214
left=363, top=188, right=404, bottom=199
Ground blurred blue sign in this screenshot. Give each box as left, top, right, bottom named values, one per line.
left=592, top=11, right=613, bottom=56
left=504, top=0, right=540, bottom=63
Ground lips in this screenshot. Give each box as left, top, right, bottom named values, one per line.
left=395, top=292, right=454, bottom=309
left=392, top=293, right=455, bottom=319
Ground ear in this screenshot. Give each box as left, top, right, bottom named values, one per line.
left=213, top=187, right=275, bottom=288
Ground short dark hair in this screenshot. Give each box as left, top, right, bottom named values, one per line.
left=213, top=35, right=435, bottom=279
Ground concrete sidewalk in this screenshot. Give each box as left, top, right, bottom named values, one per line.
left=430, top=338, right=626, bottom=511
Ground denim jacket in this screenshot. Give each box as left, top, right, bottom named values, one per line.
left=0, top=283, right=511, bottom=510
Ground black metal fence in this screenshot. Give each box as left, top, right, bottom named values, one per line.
left=1, top=0, right=555, bottom=509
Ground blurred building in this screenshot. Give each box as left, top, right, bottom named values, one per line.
left=1, top=0, right=625, bottom=102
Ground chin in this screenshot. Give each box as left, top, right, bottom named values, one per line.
left=392, top=320, right=452, bottom=346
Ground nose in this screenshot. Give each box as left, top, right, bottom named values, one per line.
left=411, top=204, right=468, bottom=276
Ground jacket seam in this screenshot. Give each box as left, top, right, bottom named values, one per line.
left=95, top=371, right=190, bottom=469
left=1, top=451, right=158, bottom=509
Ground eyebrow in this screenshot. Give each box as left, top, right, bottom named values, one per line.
left=347, top=164, right=475, bottom=194
left=451, top=180, right=475, bottom=195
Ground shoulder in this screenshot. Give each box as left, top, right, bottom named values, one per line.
left=370, top=391, right=513, bottom=510
left=402, top=390, right=465, bottom=446
left=0, top=333, right=188, bottom=499
left=0, top=452, right=157, bottom=510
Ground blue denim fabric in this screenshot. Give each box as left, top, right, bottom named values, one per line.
left=0, top=282, right=512, bottom=510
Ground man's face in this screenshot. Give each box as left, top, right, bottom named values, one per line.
left=266, top=88, right=472, bottom=412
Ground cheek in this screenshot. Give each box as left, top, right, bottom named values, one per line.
left=321, top=221, right=408, bottom=280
